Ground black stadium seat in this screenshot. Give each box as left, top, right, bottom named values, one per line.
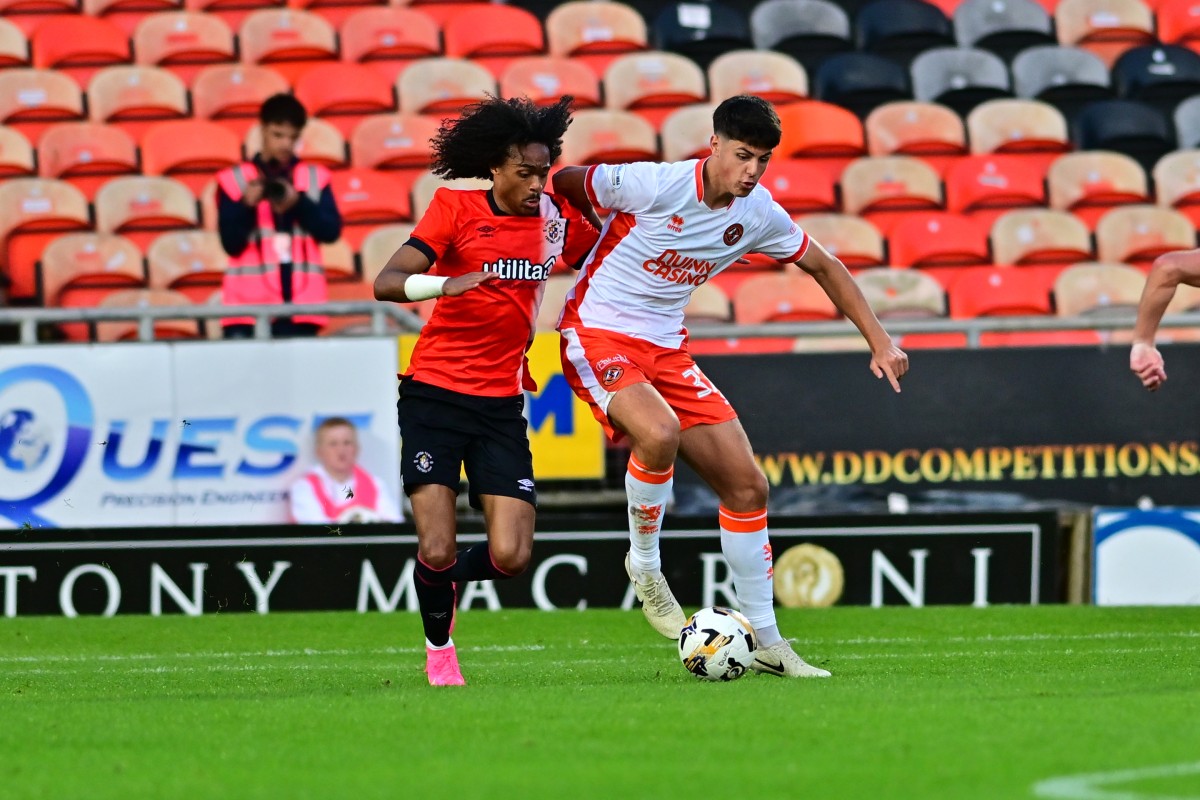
left=856, top=0, right=955, bottom=68
left=1074, top=98, right=1176, bottom=172
left=814, top=52, right=913, bottom=118
left=1112, top=45, right=1200, bottom=119
left=651, top=1, right=752, bottom=70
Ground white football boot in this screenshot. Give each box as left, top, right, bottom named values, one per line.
left=624, top=553, right=687, bottom=639
left=751, top=639, right=832, bottom=678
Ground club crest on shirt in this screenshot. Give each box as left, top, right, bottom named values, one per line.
left=723, top=223, right=744, bottom=246
left=414, top=451, right=434, bottom=473
left=543, top=218, right=563, bottom=244
left=601, top=365, right=624, bottom=386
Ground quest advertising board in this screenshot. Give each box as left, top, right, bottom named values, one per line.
left=0, top=339, right=401, bottom=529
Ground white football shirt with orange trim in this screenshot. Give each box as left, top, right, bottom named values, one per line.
left=557, top=158, right=810, bottom=348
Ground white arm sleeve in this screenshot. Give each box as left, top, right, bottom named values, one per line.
left=753, top=201, right=811, bottom=263
left=289, top=477, right=330, bottom=524
left=585, top=162, right=662, bottom=215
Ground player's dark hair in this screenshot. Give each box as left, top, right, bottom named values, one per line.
left=260, top=93, right=308, bottom=129
left=431, top=95, right=575, bottom=180
left=713, top=95, right=782, bottom=150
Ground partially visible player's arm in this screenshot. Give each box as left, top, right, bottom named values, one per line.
left=372, top=243, right=496, bottom=303
left=552, top=166, right=604, bottom=230
left=1130, top=248, right=1200, bottom=391
left=792, top=239, right=910, bottom=393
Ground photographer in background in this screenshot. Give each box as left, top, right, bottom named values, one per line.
left=216, top=94, right=342, bottom=339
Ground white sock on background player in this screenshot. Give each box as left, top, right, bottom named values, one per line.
left=625, top=454, right=673, bottom=576
left=719, top=506, right=781, bottom=646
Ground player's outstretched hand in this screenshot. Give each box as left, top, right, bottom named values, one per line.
left=870, top=342, right=909, bottom=393
left=443, top=271, right=499, bottom=297
left=1130, top=341, right=1167, bottom=391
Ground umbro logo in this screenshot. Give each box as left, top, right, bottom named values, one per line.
left=517, top=478, right=535, bottom=492
left=477, top=225, right=497, bottom=237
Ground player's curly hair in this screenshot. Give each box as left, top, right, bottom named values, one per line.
left=430, top=95, right=575, bottom=180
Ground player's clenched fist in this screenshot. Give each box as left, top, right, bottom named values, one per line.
left=1130, top=341, right=1167, bottom=391
left=443, top=271, right=499, bottom=296
left=870, top=343, right=909, bottom=393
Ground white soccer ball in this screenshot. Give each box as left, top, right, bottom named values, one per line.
left=678, top=606, right=758, bottom=681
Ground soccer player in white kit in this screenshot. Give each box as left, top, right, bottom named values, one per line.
left=553, top=95, right=909, bottom=678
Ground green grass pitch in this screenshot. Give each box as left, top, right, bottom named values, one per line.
left=3, top=606, right=1199, bottom=800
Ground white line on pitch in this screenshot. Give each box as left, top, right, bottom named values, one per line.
left=1032, top=760, right=1200, bottom=800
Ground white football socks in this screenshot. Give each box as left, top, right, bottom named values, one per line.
left=719, top=506, right=781, bottom=646
left=625, top=453, right=674, bottom=576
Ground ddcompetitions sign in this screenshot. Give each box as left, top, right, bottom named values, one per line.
left=0, top=513, right=1061, bottom=616
left=0, top=340, right=401, bottom=528
left=693, top=344, right=1200, bottom=506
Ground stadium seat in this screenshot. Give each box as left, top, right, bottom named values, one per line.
left=32, top=16, right=133, bottom=88
left=649, top=0, right=751, bottom=71
left=887, top=212, right=991, bottom=267
left=1152, top=149, right=1200, bottom=225
left=813, top=52, right=913, bottom=119
left=293, top=62, right=397, bottom=138
left=83, top=0, right=181, bottom=37
left=707, top=49, right=808, bottom=106
left=359, top=223, right=414, bottom=285
left=864, top=100, right=967, bottom=175
left=443, top=4, right=545, bottom=78
left=37, top=121, right=139, bottom=199
left=949, top=266, right=1053, bottom=317
left=840, top=155, right=943, bottom=233
left=140, top=119, right=241, bottom=193
left=990, top=208, right=1094, bottom=264
left=1053, top=260, right=1145, bottom=315
left=1157, top=0, right=1200, bottom=49
left=318, top=237, right=356, bottom=282
left=0, top=68, right=86, bottom=145
left=191, top=64, right=288, bottom=137
left=545, top=0, right=648, bottom=78
left=330, top=168, right=413, bottom=248
left=1175, top=94, right=1200, bottom=148
left=0, top=177, right=91, bottom=300
left=1047, top=149, right=1150, bottom=227
left=910, top=46, right=1012, bottom=117
left=1055, top=0, right=1156, bottom=67
left=1112, top=45, right=1200, bottom=119
left=0, top=18, right=30, bottom=68
left=41, top=233, right=145, bottom=342
left=339, top=7, right=441, bottom=84
left=244, top=117, right=346, bottom=168
left=794, top=213, right=886, bottom=266
left=760, top=159, right=840, bottom=214
left=944, top=154, right=1046, bottom=226
left=95, top=287, right=200, bottom=342
left=966, top=98, right=1071, bottom=174
left=733, top=271, right=839, bottom=323
left=855, top=267, right=947, bottom=317
left=94, top=175, right=201, bottom=250
left=1165, top=280, right=1200, bottom=313
left=87, top=66, right=190, bottom=142
left=1011, top=45, right=1113, bottom=124
left=238, top=9, right=338, bottom=85
left=856, top=0, right=956, bottom=68
left=776, top=101, right=866, bottom=183
left=0, top=0, right=75, bottom=37
left=500, top=56, right=603, bottom=109
left=953, top=0, right=1055, bottom=61
left=660, top=103, right=716, bottom=162
left=181, top=0, right=284, bottom=33
left=1095, top=204, right=1196, bottom=264
left=1073, top=98, right=1175, bottom=173
left=0, top=125, right=36, bottom=176
left=410, top=172, right=492, bottom=221
left=401, top=0, right=493, bottom=27
left=749, top=0, right=852, bottom=75
left=349, top=113, right=439, bottom=171
left=134, top=12, right=236, bottom=85
left=146, top=229, right=226, bottom=301
left=682, top=280, right=732, bottom=323
left=559, top=108, right=659, bottom=164
left=396, top=57, right=497, bottom=115
left=602, top=51, right=707, bottom=130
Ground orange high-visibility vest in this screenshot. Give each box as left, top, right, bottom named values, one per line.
left=217, top=161, right=331, bottom=327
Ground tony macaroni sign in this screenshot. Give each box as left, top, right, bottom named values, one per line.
left=0, top=340, right=401, bottom=528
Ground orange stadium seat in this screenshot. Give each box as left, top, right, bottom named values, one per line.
left=559, top=108, right=659, bottom=165
left=500, top=56, right=603, bottom=109
left=339, top=7, right=441, bottom=83
left=1157, top=0, right=1200, bottom=49
left=840, top=155, right=943, bottom=234
left=87, top=66, right=190, bottom=142
left=41, top=232, right=146, bottom=339
left=0, top=177, right=91, bottom=300
left=707, top=49, right=808, bottom=105
left=329, top=168, right=413, bottom=248
left=990, top=208, right=1094, bottom=265
left=409, top=171, right=489, bottom=220
left=1046, top=150, right=1150, bottom=228
left=1053, top=261, right=1145, bottom=315
left=244, top=117, right=346, bottom=167
left=146, top=229, right=227, bottom=301
left=864, top=100, right=967, bottom=175
left=760, top=159, right=839, bottom=214
left=1055, top=0, right=1155, bottom=67
left=182, top=0, right=283, bottom=31
left=141, top=119, right=241, bottom=192
left=1095, top=205, right=1196, bottom=265
left=0, top=0, right=75, bottom=36
left=0, top=68, right=86, bottom=145
left=949, top=266, right=1053, bottom=317
left=733, top=272, right=839, bottom=323
left=661, top=103, right=716, bottom=162
left=238, top=9, right=338, bottom=84
left=944, top=154, right=1046, bottom=226
left=94, top=175, right=199, bottom=249
left=887, top=212, right=991, bottom=267
left=359, top=223, right=414, bottom=285
left=95, top=288, right=200, bottom=342
left=1152, top=149, right=1200, bottom=226
left=396, top=57, right=497, bottom=115
left=349, top=113, right=439, bottom=171
left=134, top=12, right=236, bottom=85
left=795, top=213, right=886, bottom=267
left=603, top=51, right=707, bottom=130
left=31, top=16, right=133, bottom=88
left=191, top=64, right=288, bottom=137
left=777, top=101, right=867, bottom=183
left=83, top=0, right=182, bottom=37
left=0, top=125, right=36, bottom=176
left=37, top=121, right=139, bottom=199
left=0, top=17, right=30, bottom=67
left=402, top=0, right=491, bottom=26
left=966, top=98, right=1071, bottom=175
left=318, top=237, right=357, bottom=282
left=545, top=0, right=648, bottom=78
left=443, top=4, right=545, bottom=78
left=856, top=267, right=947, bottom=318
left=294, top=62, right=397, bottom=138
left=286, top=0, right=381, bottom=29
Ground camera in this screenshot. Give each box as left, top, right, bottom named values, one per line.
left=262, top=178, right=289, bottom=203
